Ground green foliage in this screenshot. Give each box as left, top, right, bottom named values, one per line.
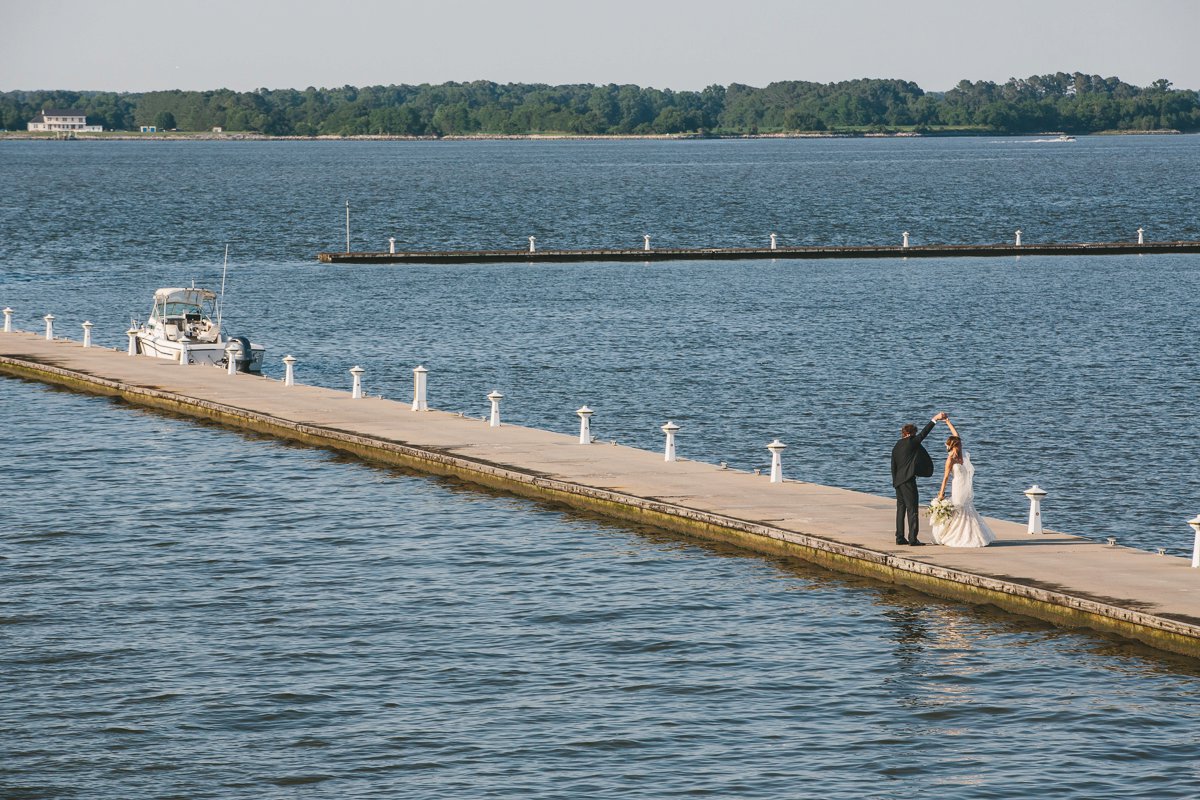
left=1, top=73, right=1197, bottom=135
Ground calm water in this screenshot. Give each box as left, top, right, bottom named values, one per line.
left=2, top=136, right=1200, bottom=798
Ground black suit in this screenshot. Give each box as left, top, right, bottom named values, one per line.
left=891, top=420, right=935, bottom=544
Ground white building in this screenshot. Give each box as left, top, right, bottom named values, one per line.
left=27, top=109, right=103, bottom=132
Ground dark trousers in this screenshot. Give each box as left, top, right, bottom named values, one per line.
left=895, top=479, right=919, bottom=543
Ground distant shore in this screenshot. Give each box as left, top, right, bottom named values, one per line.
left=0, top=129, right=1186, bottom=142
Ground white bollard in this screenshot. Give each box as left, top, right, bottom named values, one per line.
left=643, top=234, right=651, bottom=251
left=1137, top=227, right=1145, bottom=245
left=1024, top=485, right=1047, bottom=534
left=487, top=390, right=503, bottom=427
left=44, top=314, right=55, bottom=341
left=3, top=307, right=12, bottom=333
left=389, top=237, right=396, bottom=254
left=127, top=327, right=138, bottom=356
left=770, top=233, right=778, bottom=251
left=662, top=421, right=679, bottom=462
left=226, top=342, right=240, bottom=375
left=179, top=342, right=189, bottom=366
left=576, top=405, right=594, bottom=444
left=902, top=231, right=910, bottom=248
left=529, top=236, right=536, bottom=253
left=412, top=365, right=428, bottom=411
left=350, top=365, right=365, bottom=399
left=283, top=355, right=296, bottom=386
left=767, top=439, right=787, bottom=483
left=81, top=321, right=93, bottom=348
left=1015, top=229, right=1023, bottom=247
left=1189, top=515, right=1200, bottom=568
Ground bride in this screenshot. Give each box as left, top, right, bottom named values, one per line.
left=931, top=417, right=996, bottom=548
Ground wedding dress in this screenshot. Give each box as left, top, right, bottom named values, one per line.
left=932, top=452, right=996, bottom=547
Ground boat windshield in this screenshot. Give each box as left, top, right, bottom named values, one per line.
left=151, top=288, right=217, bottom=320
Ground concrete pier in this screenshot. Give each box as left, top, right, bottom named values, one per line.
left=317, top=240, right=1200, bottom=265
left=4, top=330, right=1200, bottom=659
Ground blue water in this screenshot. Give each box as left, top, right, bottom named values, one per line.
left=3, top=136, right=1200, bottom=798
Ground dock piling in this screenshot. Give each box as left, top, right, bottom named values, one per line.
left=1024, top=485, right=1047, bottom=534
left=412, top=365, right=428, bottom=411
left=43, top=314, right=55, bottom=341
left=643, top=234, right=651, bottom=252
left=576, top=405, right=594, bottom=444
left=283, top=355, right=297, bottom=386
left=389, top=237, right=396, bottom=254
left=127, top=327, right=138, bottom=356
left=529, top=236, right=536, bottom=254
left=81, top=321, right=93, bottom=348
left=903, top=231, right=910, bottom=248
left=1015, top=229, right=1023, bottom=247
left=350, top=366, right=365, bottom=399
left=1138, top=227, right=1145, bottom=245
left=3, top=308, right=12, bottom=333
left=767, top=439, right=787, bottom=483
left=770, top=233, right=778, bottom=251
left=487, top=390, right=503, bottom=427
left=179, top=342, right=189, bottom=366
left=662, top=421, right=679, bottom=462
left=226, top=343, right=240, bottom=375
left=1189, top=516, right=1200, bottom=568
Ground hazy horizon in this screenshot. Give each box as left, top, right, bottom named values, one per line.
left=3, top=0, right=1198, bottom=94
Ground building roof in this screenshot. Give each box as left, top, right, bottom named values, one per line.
left=30, top=109, right=87, bottom=121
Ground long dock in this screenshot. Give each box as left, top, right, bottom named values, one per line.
left=5, top=330, right=1200, bottom=659
left=318, top=240, right=1200, bottom=264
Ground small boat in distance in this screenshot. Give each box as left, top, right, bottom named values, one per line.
left=133, top=287, right=265, bottom=371
left=1054, top=134, right=1076, bottom=142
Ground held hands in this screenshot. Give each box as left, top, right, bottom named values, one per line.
left=933, top=411, right=949, bottom=423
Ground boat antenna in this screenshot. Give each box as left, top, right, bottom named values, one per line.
left=217, top=244, right=229, bottom=334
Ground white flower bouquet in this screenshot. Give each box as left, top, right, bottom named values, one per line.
left=927, top=498, right=956, bottom=526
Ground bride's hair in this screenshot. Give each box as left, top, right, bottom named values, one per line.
left=946, top=435, right=962, bottom=452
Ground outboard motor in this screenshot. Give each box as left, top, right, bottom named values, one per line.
left=229, top=335, right=254, bottom=372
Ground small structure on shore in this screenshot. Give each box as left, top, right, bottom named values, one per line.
left=27, top=109, right=102, bottom=133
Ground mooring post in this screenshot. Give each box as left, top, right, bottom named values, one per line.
left=350, top=365, right=365, bottom=399
left=487, top=390, right=503, bottom=427
left=389, top=237, right=396, bottom=254
left=179, top=341, right=189, bottom=366
left=3, top=308, right=12, bottom=333
left=283, top=355, right=296, bottom=386
left=226, top=342, right=240, bottom=375
left=43, top=314, right=55, bottom=341
left=770, top=233, right=778, bottom=251
left=1024, top=485, right=1047, bottom=534
left=662, top=421, right=680, bottom=462
left=576, top=405, right=594, bottom=444
left=412, top=365, right=428, bottom=411
left=767, top=439, right=787, bottom=483
left=529, top=236, right=536, bottom=253
left=1137, top=227, right=1145, bottom=245
left=81, top=321, right=93, bottom=348
left=902, top=231, right=910, bottom=248
left=127, top=327, right=138, bottom=356
left=1189, top=515, right=1200, bottom=568
left=1015, top=229, right=1023, bottom=247
left=643, top=234, right=651, bottom=251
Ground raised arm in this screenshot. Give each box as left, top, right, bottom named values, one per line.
left=937, top=455, right=953, bottom=500
left=945, top=419, right=959, bottom=439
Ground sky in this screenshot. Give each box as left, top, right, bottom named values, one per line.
left=3, top=0, right=1198, bottom=93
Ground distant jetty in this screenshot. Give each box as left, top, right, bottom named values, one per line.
left=318, top=239, right=1200, bottom=265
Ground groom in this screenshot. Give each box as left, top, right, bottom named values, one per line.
left=891, top=411, right=947, bottom=546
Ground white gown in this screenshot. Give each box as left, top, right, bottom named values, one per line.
left=932, top=452, right=996, bottom=547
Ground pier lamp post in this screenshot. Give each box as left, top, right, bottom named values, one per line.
left=902, top=231, right=910, bottom=248
left=643, top=234, right=651, bottom=251
left=1137, top=227, right=1145, bottom=245
left=662, top=421, right=680, bottom=462
left=350, top=365, right=365, bottom=399
left=529, top=236, right=537, bottom=253
left=389, top=237, right=396, bottom=254
left=283, top=355, right=297, bottom=387
left=576, top=405, right=594, bottom=444
left=43, top=314, right=55, bottom=341
left=487, top=390, right=504, bottom=427
left=3, top=307, right=12, bottom=333
left=1188, top=515, right=1200, bottom=568
left=770, top=233, right=778, bottom=251
left=1015, top=229, right=1023, bottom=247
left=767, top=439, right=787, bottom=483
left=127, top=327, right=138, bottom=356
left=179, top=342, right=189, bottom=366
left=1024, top=485, right=1047, bottom=534
left=412, top=365, right=428, bottom=411
left=81, top=321, right=93, bottom=348
left=226, top=342, right=241, bottom=375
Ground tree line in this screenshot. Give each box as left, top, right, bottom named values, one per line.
left=3, top=73, right=1198, bottom=136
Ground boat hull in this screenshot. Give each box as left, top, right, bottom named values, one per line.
left=135, top=335, right=265, bottom=372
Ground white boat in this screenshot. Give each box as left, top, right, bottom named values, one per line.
left=133, top=287, right=265, bottom=371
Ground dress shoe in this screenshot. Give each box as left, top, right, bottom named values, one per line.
left=908, top=540, right=926, bottom=546
left=895, top=539, right=906, bottom=545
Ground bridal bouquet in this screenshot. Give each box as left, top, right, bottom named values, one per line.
left=927, top=498, right=956, bottom=526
